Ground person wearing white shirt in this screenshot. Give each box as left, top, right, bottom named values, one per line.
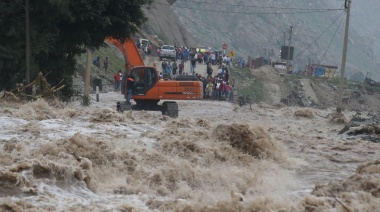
left=218, top=66, right=223, bottom=78
left=210, top=53, right=216, bottom=65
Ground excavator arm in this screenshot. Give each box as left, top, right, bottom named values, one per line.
left=105, top=37, right=144, bottom=67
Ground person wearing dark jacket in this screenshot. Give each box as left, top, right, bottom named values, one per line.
left=126, top=75, right=135, bottom=103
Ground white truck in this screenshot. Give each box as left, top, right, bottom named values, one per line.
left=158, top=45, right=176, bottom=61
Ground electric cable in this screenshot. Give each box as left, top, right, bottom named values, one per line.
left=175, top=0, right=344, bottom=11
left=155, top=2, right=344, bottom=15
left=294, top=10, right=345, bottom=59
left=319, top=13, right=345, bottom=65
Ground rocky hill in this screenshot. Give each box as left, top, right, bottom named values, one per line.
left=230, top=65, right=380, bottom=112
left=140, top=0, right=196, bottom=47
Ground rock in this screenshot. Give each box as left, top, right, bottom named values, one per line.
left=152, top=35, right=159, bottom=42
left=340, top=112, right=380, bottom=143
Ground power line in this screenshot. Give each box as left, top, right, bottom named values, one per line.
left=175, top=0, right=344, bottom=11
left=301, top=41, right=315, bottom=57
left=319, top=13, right=345, bottom=65
left=155, top=2, right=344, bottom=15
left=270, top=1, right=287, bottom=32
left=294, top=10, right=345, bottom=59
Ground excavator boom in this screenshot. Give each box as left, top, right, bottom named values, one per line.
left=105, top=37, right=144, bottom=67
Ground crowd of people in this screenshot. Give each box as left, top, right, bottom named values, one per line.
left=159, top=47, right=235, bottom=102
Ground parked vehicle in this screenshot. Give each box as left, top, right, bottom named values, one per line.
left=140, top=39, right=150, bottom=46
left=158, top=45, right=176, bottom=61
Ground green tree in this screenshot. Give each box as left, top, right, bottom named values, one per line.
left=0, top=1, right=26, bottom=89
left=0, top=0, right=151, bottom=99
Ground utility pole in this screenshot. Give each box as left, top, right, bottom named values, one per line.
left=263, top=48, right=267, bottom=61
left=336, top=0, right=351, bottom=113
left=25, top=0, right=31, bottom=85
left=83, top=48, right=92, bottom=105
left=286, top=26, right=293, bottom=73
left=249, top=56, right=252, bottom=69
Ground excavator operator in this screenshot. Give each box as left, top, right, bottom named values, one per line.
left=126, top=75, right=135, bottom=104
left=121, top=63, right=133, bottom=102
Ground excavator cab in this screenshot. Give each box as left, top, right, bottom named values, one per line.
left=117, top=66, right=179, bottom=117
left=129, top=67, right=158, bottom=96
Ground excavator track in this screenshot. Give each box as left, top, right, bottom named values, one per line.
left=162, top=101, right=178, bottom=118
left=116, top=101, right=133, bottom=113
left=117, top=100, right=178, bottom=118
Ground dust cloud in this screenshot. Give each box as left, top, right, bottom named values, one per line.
left=1, top=92, right=380, bottom=211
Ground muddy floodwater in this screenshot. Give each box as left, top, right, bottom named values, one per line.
left=1, top=92, right=380, bottom=211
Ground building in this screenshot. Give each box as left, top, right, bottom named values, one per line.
left=309, top=64, right=338, bottom=78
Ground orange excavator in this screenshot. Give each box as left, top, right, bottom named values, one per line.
left=105, top=37, right=203, bottom=117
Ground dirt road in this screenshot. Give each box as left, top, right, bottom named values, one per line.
left=144, top=56, right=214, bottom=78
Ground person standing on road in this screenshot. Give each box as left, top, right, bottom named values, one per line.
left=182, top=48, right=188, bottom=63
left=179, top=61, right=184, bottom=75
left=177, top=47, right=182, bottom=60
left=225, top=82, right=231, bottom=100
left=166, top=62, right=172, bottom=79
left=197, top=52, right=203, bottom=64
left=190, top=58, right=196, bottom=75
left=201, top=77, right=207, bottom=99
left=229, top=84, right=235, bottom=102
left=208, top=81, right=214, bottom=99
left=215, top=80, right=220, bottom=100
left=161, top=61, right=167, bottom=73
left=104, top=57, right=109, bottom=73
left=206, top=64, right=213, bottom=78
left=114, top=70, right=121, bottom=91
left=210, top=53, right=215, bottom=65
left=218, top=80, right=224, bottom=100
left=224, top=68, right=229, bottom=82
left=218, top=65, right=223, bottom=78
left=203, top=52, right=209, bottom=64
left=93, top=56, right=101, bottom=68
left=172, top=61, right=178, bottom=75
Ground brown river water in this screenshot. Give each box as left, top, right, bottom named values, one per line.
left=0, top=92, right=379, bottom=211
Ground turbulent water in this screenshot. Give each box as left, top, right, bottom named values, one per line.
left=1, top=93, right=380, bottom=211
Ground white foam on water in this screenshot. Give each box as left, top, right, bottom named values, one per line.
left=1, top=92, right=380, bottom=211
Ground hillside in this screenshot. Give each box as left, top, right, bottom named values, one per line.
left=140, top=0, right=196, bottom=47
left=230, top=65, right=380, bottom=112
left=172, top=0, right=379, bottom=81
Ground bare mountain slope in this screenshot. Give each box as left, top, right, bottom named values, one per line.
left=172, top=0, right=378, bottom=81
left=141, top=0, right=196, bottom=47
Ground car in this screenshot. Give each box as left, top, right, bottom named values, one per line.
left=158, top=45, right=176, bottom=61
left=140, top=39, right=150, bottom=47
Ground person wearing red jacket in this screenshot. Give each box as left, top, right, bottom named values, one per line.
left=114, top=70, right=121, bottom=91
left=225, top=82, right=231, bottom=100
